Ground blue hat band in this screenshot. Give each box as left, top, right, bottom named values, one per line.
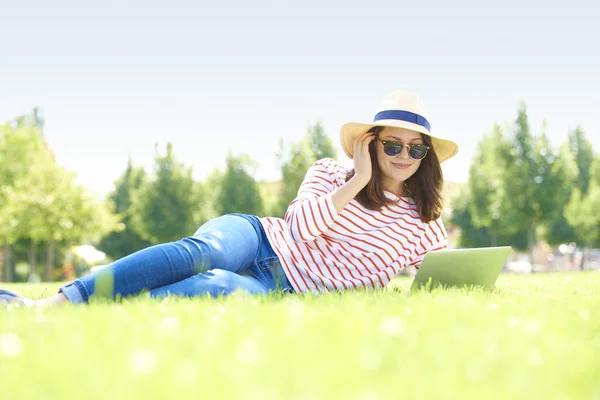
left=373, top=110, right=431, bottom=132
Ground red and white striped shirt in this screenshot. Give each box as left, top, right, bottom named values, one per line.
left=259, top=158, right=448, bottom=294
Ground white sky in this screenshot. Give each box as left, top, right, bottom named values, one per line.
left=1, top=0, right=598, bottom=193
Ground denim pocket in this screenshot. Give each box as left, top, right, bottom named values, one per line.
left=257, top=256, right=282, bottom=272
left=255, top=256, right=293, bottom=293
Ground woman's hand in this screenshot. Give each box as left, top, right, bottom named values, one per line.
left=330, top=132, right=376, bottom=214
left=353, top=131, right=375, bottom=185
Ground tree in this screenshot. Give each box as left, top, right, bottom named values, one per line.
left=562, top=127, right=597, bottom=269
left=11, top=153, right=118, bottom=281
left=453, top=106, right=569, bottom=263
left=467, top=124, right=520, bottom=246
left=202, top=167, right=224, bottom=221
left=97, top=155, right=153, bottom=260
left=450, top=194, right=494, bottom=248
left=272, top=122, right=337, bottom=217
left=0, top=119, right=118, bottom=281
left=503, top=102, right=539, bottom=266
left=534, top=123, right=576, bottom=245
left=130, top=143, right=203, bottom=244
left=451, top=188, right=529, bottom=251
left=0, top=122, right=51, bottom=281
left=308, top=121, right=336, bottom=161
left=566, top=126, right=594, bottom=195
left=215, top=152, right=264, bottom=216
left=564, top=148, right=600, bottom=269
left=531, top=122, right=575, bottom=246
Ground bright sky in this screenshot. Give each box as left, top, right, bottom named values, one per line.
left=1, top=0, right=598, bottom=194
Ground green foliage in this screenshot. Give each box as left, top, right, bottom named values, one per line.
left=271, top=122, right=336, bottom=217
left=11, top=163, right=117, bottom=245
left=567, top=126, right=594, bottom=194
left=0, top=127, right=34, bottom=244
left=0, top=121, right=117, bottom=245
left=450, top=195, right=493, bottom=247
left=502, top=102, right=538, bottom=253
left=563, top=128, right=599, bottom=248
left=215, top=152, right=264, bottom=216
left=0, top=117, right=119, bottom=281
left=453, top=102, right=593, bottom=254
left=450, top=191, right=529, bottom=251
left=565, top=154, right=600, bottom=248
left=202, top=168, right=225, bottom=221
left=2, top=273, right=599, bottom=400
left=533, top=125, right=577, bottom=245
left=307, top=121, right=336, bottom=161
left=130, top=143, right=204, bottom=244
left=97, top=155, right=153, bottom=260
left=467, top=124, right=520, bottom=243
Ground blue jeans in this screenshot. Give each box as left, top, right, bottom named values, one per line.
left=59, top=214, right=294, bottom=304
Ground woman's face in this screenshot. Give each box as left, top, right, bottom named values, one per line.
left=375, top=127, right=425, bottom=193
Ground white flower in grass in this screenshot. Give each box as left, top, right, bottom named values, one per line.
left=161, top=316, right=180, bottom=332
left=524, top=319, right=542, bottom=335
left=129, top=349, right=158, bottom=375
left=360, top=390, right=381, bottom=400
left=240, top=386, right=280, bottom=400
left=288, top=300, right=305, bottom=320
left=527, top=348, right=544, bottom=366
left=466, top=359, right=486, bottom=381
left=507, top=316, right=520, bottom=328
left=379, top=316, right=406, bottom=337
left=0, top=332, right=24, bottom=358
left=359, top=349, right=381, bottom=371
left=236, top=339, right=258, bottom=364
left=174, top=359, right=198, bottom=385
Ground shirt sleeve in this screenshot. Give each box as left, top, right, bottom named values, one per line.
left=284, top=158, right=341, bottom=243
left=408, top=217, right=448, bottom=269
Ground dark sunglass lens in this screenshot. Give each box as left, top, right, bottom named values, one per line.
left=409, top=145, right=428, bottom=160
left=383, top=144, right=402, bottom=156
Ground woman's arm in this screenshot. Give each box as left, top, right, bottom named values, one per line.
left=408, top=217, right=449, bottom=269
left=331, top=130, right=375, bottom=213
left=284, top=132, right=375, bottom=243
left=283, top=160, right=341, bottom=243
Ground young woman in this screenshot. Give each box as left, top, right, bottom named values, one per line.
left=0, top=91, right=458, bottom=306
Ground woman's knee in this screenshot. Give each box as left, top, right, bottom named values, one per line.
left=166, top=236, right=214, bottom=274
left=185, top=215, right=261, bottom=274
left=200, top=269, right=268, bottom=297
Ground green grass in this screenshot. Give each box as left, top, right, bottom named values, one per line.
left=1, top=272, right=599, bottom=400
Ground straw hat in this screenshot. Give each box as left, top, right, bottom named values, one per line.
left=340, top=91, right=459, bottom=162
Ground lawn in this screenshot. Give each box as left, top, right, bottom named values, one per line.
left=1, top=272, right=599, bottom=400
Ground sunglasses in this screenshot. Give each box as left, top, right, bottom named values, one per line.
left=377, top=139, right=430, bottom=160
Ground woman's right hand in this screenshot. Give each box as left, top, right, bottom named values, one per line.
left=353, top=131, right=375, bottom=185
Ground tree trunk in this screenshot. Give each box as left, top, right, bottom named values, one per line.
left=45, top=239, right=55, bottom=281
left=3, top=242, right=13, bottom=282
left=528, top=225, right=535, bottom=273
left=491, top=232, right=498, bottom=247
left=28, top=241, right=37, bottom=281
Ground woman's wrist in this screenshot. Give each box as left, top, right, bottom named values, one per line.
left=351, top=173, right=371, bottom=189
left=331, top=175, right=370, bottom=213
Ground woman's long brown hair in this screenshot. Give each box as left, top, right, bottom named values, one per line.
left=345, top=126, right=444, bottom=222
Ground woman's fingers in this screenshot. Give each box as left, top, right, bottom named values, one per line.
left=359, top=133, right=374, bottom=156
left=354, top=133, right=365, bottom=155
left=355, top=132, right=374, bottom=155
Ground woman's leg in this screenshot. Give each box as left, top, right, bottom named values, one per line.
left=45, top=214, right=264, bottom=305
left=148, top=269, right=270, bottom=299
